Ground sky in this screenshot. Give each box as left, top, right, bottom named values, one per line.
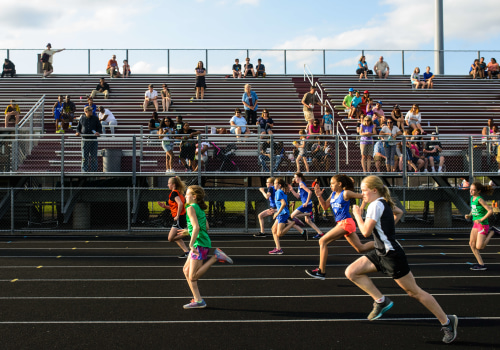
left=1, top=0, right=499, bottom=75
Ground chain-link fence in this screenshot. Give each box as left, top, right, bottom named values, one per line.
left=0, top=184, right=498, bottom=235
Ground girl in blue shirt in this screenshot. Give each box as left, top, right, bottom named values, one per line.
left=306, top=174, right=374, bottom=280
left=289, top=172, right=323, bottom=239
left=322, top=107, right=333, bottom=135
left=256, top=177, right=276, bottom=238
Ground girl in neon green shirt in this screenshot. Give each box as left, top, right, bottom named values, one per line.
left=179, top=185, right=233, bottom=309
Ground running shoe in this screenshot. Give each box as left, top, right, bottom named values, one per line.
left=470, top=264, right=487, bottom=271
left=183, top=299, right=207, bottom=309
left=367, top=297, right=393, bottom=321
left=305, top=268, right=326, bottom=280
left=301, top=229, right=308, bottom=241
left=253, top=232, right=266, bottom=238
left=268, top=248, right=284, bottom=255
left=313, top=233, right=325, bottom=239
left=293, top=218, right=305, bottom=227
left=441, top=315, right=458, bottom=344
left=178, top=251, right=189, bottom=259
left=214, top=248, right=233, bottom=264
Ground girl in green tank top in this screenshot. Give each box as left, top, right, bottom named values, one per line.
left=465, top=182, right=494, bottom=271
left=180, top=185, right=233, bottom=310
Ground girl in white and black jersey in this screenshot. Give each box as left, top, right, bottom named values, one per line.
left=346, top=175, right=458, bottom=344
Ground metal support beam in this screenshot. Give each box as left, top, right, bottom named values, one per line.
left=434, top=0, right=444, bottom=74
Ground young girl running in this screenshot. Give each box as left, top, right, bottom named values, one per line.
left=289, top=172, right=323, bottom=239
left=158, top=177, right=190, bottom=258
left=255, top=177, right=276, bottom=238
left=305, top=175, right=375, bottom=280
left=466, top=182, right=495, bottom=271
left=270, top=178, right=306, bottom=255
left=346, top=175, right=457, bottom=344
left=180, top=185, right=233, bottom=309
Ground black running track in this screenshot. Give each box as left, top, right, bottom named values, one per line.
left=0, top=233, right=499, bottom=350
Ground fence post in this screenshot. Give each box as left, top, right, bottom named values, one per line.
left=197, top=134, right=202, bottom=185
left=126, top=49, right=129, bottom=62
left=284, top=50, right=287, bottom=75
left=401, top=50, right=405, bottom=75
left=10, top=188, right=14, bottom=234
left=205, top=49, right=208, bottom=71
left=167, top=49, right=170, bottom=75
left=61, top=134, right=65, bottom=212
left=41, top=95, right=45, bottom=133
left=402, top=135, right=407, bottom=186
left=477, top=51, right=480, bottom=60
left=127, top=187, right=131, bottom=234
left=270, top=133, right=274, bottom=177
left=245, top=188, right=248, bottom=233
left=6, top=49, right=9, bottom=60
left=469, top=136, right=473, bottom=181
left=139, top=126, right=144, bottom=162
left=88, top=49, right=91, bottom=75
left=323, top=50, right=326, bottom=75
left=12, top=125, right=18, bottom=171
left=132, top=135, right=137, bottom=187
left=335, top=134, right=340, bottom=174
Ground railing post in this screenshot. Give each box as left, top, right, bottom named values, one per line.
left=126, top=49, right=129, bottom=62
left=284, top=50, right=287, bottom=75
left=88, top=49, right=91, bottom=75
left=323, top=50, right=326, bottom=75
left=41, top=95, right=45, bottom=134
left=61, top=133, right=65, bottom=215
left=12, top=125, right=18, bottom=171
left=477, top=51, right=480, bottom=60
left=246, top=49, right=249, bottom=60
left=402, top=50, right=405, bottom=75
left=139, top=126, right=144, bottom=162
left=335, top=134, right=340, bottom=174
left=127, top=187, right=131, bottom=234
left=167, top=49, right=170, bottom=75
left=10, top=188, right=14, bottom=234
left=244, top=188, right=248, bottom=233
left=469, top=136, right=473, bottom=180
left=132, top=135, right=137, bottom=187
left=402, top=135, right=407, bottom=186
left=6, top=49, right=9, bottom=60
left=270, top=133, right=274, bottom=177
left=205, top=49, right=208, bottom=71
left=197, top=134, right=202, bottom=185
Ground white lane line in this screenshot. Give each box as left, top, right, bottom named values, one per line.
left=0, top=275, right=498, bottom=282
left=0, top=292, right=499, bottom=300
left=0, top=316, right=498, bottom=324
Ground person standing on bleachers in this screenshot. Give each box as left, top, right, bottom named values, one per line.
left=106, top=55, right=121, bottom=78
left=1, top=59, right=15, bottom=78
left=75, top=106, right=102, bottom=172
left=41, top=43, right=65, bottom=78
left=232, top=59, right=242, bottom=78
left=242, top=84, right=259, bottom=125
left=90, top=77, right=110, bottom=99
left=302, top=86, right=326, bottom=128
left=4, top=100, right=20, bottom=128
left=143, top=84, right=159, bottom=112
left=195, top=61, right=207, bottom=100
left=98, top=106, right=117, bottom=135
left=374, top=56, right=390, bottom=79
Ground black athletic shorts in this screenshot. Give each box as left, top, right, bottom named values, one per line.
left=365, top=248, right=411, bottom=280
left=172, top=214, right=187, bottom=229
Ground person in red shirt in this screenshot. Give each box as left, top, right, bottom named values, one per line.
left=158, top=177, right=190, bottom=258
left=106, top=55, right=121, bottom=78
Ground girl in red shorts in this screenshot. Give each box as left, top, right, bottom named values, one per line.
left=466, top=182, right=495, bottom=271
left=306, top=174, right=374, bottom=280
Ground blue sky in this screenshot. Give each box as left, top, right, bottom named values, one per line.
left=1, top=0, right=499, bottom=75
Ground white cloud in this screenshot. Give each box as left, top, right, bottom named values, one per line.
left=237, top=0, right=260, bottom=5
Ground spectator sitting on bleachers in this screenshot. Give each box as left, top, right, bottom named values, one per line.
left=357, top=55, right=369, bottom=80
left=84, top=97, right=97, bottom=116
left=405, top=104, right=426, bottom=134
left=481, top=118, right=495, bottom=143
left=174, top=115, right=184, bottom=134
left=412, top=129, right=428, bottom=169
left=61, top=95, right=76, bottom=131
left=365, top=97, right=374, bottom=119
left=1, top=59, right=15, bottom=78
left=106, top=55, right=121, bottom=78
left=178, top=122, right=201, bottom=172
left=351, top=90, right=364, bottom=120
left=479, top=57, right=486, bottom=78
left=143, top=84, right=159, bottom=112
left=193, top=139, right=210, bottom=172
left=423, top=66, right=435, bottom=89
left=373, top=139, right=387, bottom=172
left=322, top=107, right=333, bottom=135
left=232, top=58, right=242, bottom=78
left=122, top=60, right=131, bottom=78
left=400, top=130, right=422, bottom=173
left=342, top=88, right=355, bottom=118
left=307, top=118, right=322, bottom=138
left=161, top=84, right=171, bottom=112
left=469, top=59, right=481, bottom=79
left=293, top=130, right=309, bottom=173
left=158, top=117, right=175, bottom=173
left=230, top=108, right=250, bottom=137
left=259, top=139, right=283, bottom=172
left=372, top=101, right=384, bottom=127
left=374, top=56, right=390, bottom=79
left=459, top=177, right=470, bottom=189
left=52, top=95, right=64, bottom=133
left=98, top=106, right=117, bottom=135
left=4, top=99, right=20, bottom=128
left=423, top=132, right=445, bottom=172
left=390, top=104, right=405, bottom=131
left=243, top=57, right=255, bottom=78
left=256, top=59, right=266, bottom=77
left=310, top=137, right=331, bottom=172
left=359, top=116, right=377, bottom=172
left=411, top=67, right=424, bottom=89
left=379, top=119, right=402, bottom=172
left=149, top=112, right=161, bottom=136
left=257, top=109, right=273, bottom=135
left=90, top=77, right=110, bottom=100
left=487, top=58, right=499, bottom=79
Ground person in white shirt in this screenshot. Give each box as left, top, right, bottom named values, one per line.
left=41, top=43, right=65, bottom=78
left=230, top=108, right=250, bottom=137
left=143, top=84, right=159, bottom=112
left=98, top=106, right=117, bottom=134
left=193, top=141, right=210, bottom=172
left=378, top=119, right=402, bottom=172
left=374, top=56, right=390, bottom=79
left=405, top=104, right=426, bottom=134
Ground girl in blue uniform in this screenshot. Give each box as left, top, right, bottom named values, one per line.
left=306, top=175, right=374, bottom=280
left=289, top=172, right=322, bottom=239
left=346, top=175, right=457, bottom=344
left=256, top=177, right=276, bottom=238
left=269, top=178, right=305, bottom=255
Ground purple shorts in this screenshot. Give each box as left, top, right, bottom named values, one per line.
left=190, top=246, right=210, bottom=260
left=473, top=223, right=489, bottom=236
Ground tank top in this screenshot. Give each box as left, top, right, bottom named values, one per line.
left=168, top=190, right=186, bottom=218
left=186, top=203, right=211, bottom=248
left=299, top=182, right=310, bottom=206
left=471, top=196, right=489, bottom=225
left=329, top=190, right=352, bottom=222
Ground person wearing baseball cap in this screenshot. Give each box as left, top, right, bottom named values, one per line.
left=41, top=43, right=65, bottom=78
left=342, top=88, right=355, bottom=114
left=372, top=101, right=385, bottom=126
left=423, top=132, right=445, bottom=172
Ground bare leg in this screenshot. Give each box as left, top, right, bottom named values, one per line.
left=469, top=229, right=484, bottom=265
left=168, top=227, right=188, bottom=252
left=318, top=226, right=348, bottom=272
left=345, top=256, right=383, bottom=300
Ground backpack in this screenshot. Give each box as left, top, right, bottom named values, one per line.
left=41, top=53, right=50, bottom=63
